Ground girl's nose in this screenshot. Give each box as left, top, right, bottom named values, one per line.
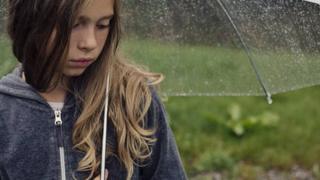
left=78, top=27, right=98, bottom=52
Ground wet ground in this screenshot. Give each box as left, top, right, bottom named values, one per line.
left=190, top=165, right=319, bottom=180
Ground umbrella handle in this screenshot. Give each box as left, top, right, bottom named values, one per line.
left=100, top=74, right=110, bottom=180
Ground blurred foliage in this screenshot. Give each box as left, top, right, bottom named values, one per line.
left=0, top=35, right=16, bottom=76
left=165, top=85, right=320, bottom=177
left=225, top=103, right=279, bottom=136
left=122, top=0, right=320, bottom=51
left=122, top=0, right=238, bottom=47
left=1, top=54, right=320, bottom=179
left=194, top=150, right=235, bottom=172
left=0, top=0, right=6, bottom=33
left=313, top=164, right=320, bottom=179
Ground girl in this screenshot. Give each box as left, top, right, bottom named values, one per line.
left=0, top=0, right=187, bottom=180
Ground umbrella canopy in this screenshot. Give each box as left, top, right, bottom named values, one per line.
left=120, top=0, right=320, bottom=103
left=304, top=0, right=320, bottom=5
left=1, top=0, right=319, bottom=101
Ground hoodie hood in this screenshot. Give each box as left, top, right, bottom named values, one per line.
left=0, top=63, right=75, bottom=110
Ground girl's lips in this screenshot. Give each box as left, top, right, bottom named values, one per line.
left=69, top=59, right=93, bottom=68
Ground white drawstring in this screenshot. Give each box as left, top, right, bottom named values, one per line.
left=100, top=74, right=110, bottom=180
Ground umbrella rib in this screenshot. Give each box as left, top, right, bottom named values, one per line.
left=215, top=0, right=273, bottom=104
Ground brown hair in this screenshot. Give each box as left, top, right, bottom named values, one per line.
left=7, top=0, right=82, bottom=91
left=6, top=0, right=163, bottom=179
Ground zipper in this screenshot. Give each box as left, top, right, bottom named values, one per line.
left=54, top=110, right=67, bottom=180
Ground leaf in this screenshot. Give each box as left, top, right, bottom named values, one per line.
left=233, top=124, right=245, bottom=136
left=259, top=112, right=279, bottom=126
left=228, top=103, right=241, bottom=121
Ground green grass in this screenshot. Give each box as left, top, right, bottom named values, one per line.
left=0, top=35, right=17, bottom=76
left=120, top=37, right=320, bottom=96
left=164, top=88, right=320, bottom=177
left=120, top=37, right=262, bottom=96
left=1, top=37, right=320, bottom=178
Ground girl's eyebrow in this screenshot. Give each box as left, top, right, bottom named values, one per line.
left=99, top=15, right=114, bottom=21
left=77, top=14, right=114, bottom=22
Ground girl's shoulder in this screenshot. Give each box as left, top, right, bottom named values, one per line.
left=145, top=85, right=168, bottom=130
left=0, top=92, right=12, bottom=111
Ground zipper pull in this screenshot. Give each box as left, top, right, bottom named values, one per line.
left=54, top=110, right=62, bottom=126
left=53, top=109, right=67, bottom=180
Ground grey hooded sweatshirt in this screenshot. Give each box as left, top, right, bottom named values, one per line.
left=0, top=64, right=187, bottom=180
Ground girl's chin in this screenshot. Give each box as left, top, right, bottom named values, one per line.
left=63, top=68, right=87, bottom=77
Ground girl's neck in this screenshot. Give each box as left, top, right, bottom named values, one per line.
left=39, top=88, right=67, bottom=103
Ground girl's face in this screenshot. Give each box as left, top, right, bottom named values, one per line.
left=63, top=0, right=114, bottom=77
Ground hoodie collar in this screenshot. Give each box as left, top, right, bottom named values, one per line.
left=0, top=63, right=75, bottom=111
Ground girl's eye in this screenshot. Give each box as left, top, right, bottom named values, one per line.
left=97, top=24, right=110, bottom=30
left=73, top=23, right=80, bottom=28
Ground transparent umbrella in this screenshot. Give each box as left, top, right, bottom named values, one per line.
left=119, top=0, right=320, bottom=104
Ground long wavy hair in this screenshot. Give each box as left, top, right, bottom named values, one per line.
left=6, top=0, right=164, bottom=179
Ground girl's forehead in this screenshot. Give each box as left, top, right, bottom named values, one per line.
left=79, top=0, right=114, bottom=19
